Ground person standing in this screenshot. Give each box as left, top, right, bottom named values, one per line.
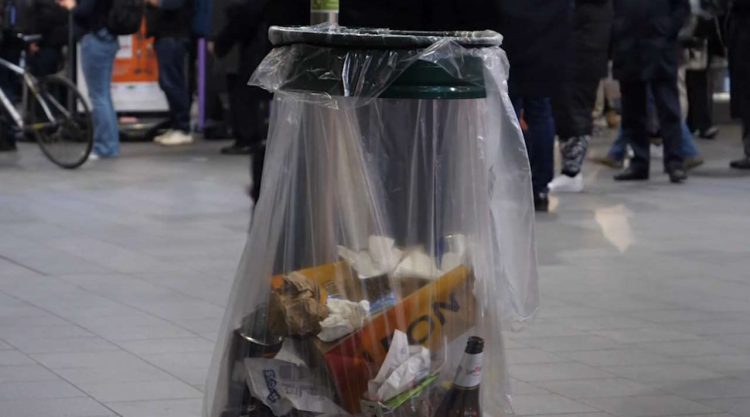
left=612, top=0, right=690, bottom=183
left=683, top=0, right=723, bottom=139
left=549, top=0, right=614, bottom=193
left=146, top=0, right=194, bottom=146
left=727, top=0, right=750, bottom=169
left=0, top=0, right=28, bottom=152
left=211, top=0, right=269, bottom=157
left=211, top=0, right=308, bottom=201
left=58, top=0, right=120, bottom=159
left=28, top=0, right=69, bottom=77
left=499, top=0, right=573, bottom=211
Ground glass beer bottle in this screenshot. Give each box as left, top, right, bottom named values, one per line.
left=434, top=336, right=484, bottom=417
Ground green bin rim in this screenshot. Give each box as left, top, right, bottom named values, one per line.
left=268, top=26, right=503, bottom=49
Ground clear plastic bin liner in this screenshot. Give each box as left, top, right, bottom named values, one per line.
left=204, top=26, right=538, bottom=417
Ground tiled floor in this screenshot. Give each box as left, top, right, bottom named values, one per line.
left=1, top=125, right=750, bottom=417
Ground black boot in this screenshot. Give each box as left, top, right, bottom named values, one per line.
left=0, top=126, right=17, bottom=152
left=220, top=144, right=252, bottom=155
left=614, top=166, right=649, bottom=181
left=730, top=129, right=750, bottom=170
left=729, top=158, right=750, bottom=170
left=667, top=167, right=687, bottom=183
left=534, top=192, right=549, bottom=213
left=0, top=140, right=16, bottom=152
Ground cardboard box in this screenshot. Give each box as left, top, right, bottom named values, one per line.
left=281, top=263, right=476, bottom=413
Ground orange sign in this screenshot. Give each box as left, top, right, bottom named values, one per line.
left=112, top=20, right=159, bottom=83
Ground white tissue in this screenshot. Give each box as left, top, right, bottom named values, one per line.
left=317, top=299, right=370, bottom=342
left=338, top=235, right=403, bottom=278
left=377, top=345, right=430, bottom=401
left=367, top=330, right=431, bottom=402
left=393, top=250, right=440, bottom=280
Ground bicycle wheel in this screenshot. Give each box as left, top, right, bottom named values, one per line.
left=31, top=75, right=93, bottom=169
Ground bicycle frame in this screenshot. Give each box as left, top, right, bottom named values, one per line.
left=0, top=56, right=60, bottom=132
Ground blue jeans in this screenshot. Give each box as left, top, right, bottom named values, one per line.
left=81, top=30, right=119, bottom=157
left=511, top=96, right=556, bottom=195
left=608, top=122, right=700, bottom=160
left=154, top=37, right=191, bottom=133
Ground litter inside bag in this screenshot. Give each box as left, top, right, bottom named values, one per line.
left=203, top=25, right=538, bottom=417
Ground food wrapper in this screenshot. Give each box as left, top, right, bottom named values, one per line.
left=245, top=358, right=345, bottom=416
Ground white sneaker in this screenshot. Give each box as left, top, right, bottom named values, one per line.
left=153, top=130, right=174, bottom=144
left=87, top=152, right=100, bottom=162
left=159, top=130, right=194, bottom=146
left=548, top=173, right=584, bottom=193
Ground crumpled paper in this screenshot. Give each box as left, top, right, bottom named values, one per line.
left=367, top=330, right=431, bottom=402
left=245, top=357, right=345, bottom=416
left=268, top=272, right=329, bottom=337
left=338, top=235, right=403, bottom=278
left=393, top=235, right=468, bottom=280
left=317, top=299, right=370, bottom=342
left=393, top=250, right=440, bottom=280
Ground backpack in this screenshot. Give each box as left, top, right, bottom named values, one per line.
left=107, top=0, right=145, bottom=35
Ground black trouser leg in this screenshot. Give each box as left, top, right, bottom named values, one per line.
left=552, top=77, right=600, bottom=139
left=739, top=72, right=750, bottom=158
left=229, top=79, right=271, bottom=148
left=154, top=37, right=191, bottom=133
left=250, top=146, right=265, bottom=203
left=0, top=37, right=22, bottom=149
left=686, top=69, right=713, bottom=133
left=620, top=80, right=650, bottom=171
left=551, top=77, right=600, bottom=176
left=511, top=96, right=555, bottom=195
left=226, top=74, right=246, bottom=147
left=651, top=78, right=685, bottom=171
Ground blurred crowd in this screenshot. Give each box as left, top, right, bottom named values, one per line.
left=339, top=0, right=750, bottom=211
left=1, top=0, right=749, bottom=211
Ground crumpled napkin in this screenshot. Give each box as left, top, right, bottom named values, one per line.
left=367, top=330, right=431, bottom=402
left=317, top=298, right=370, bottom=342
left=338, top=235, right=403, bottom=278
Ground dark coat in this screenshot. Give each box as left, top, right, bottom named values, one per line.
left=73, top=0, right=111, bottom=38
left=497, top=0, right=574, bottom=97
left=611, top=0, right=690, bottom=81
left=340, top=0, right=573, bottom=97
left=727, top=0, right=750, bottom=120
left=339, top=0, right=497, bottom=31
left=571, top=0, right=613, bottom=81
left=146, top=0, right=193, bottom=39
left=32, top=0, right=69, bottom=47
left=213, top=0, right=308, bottom=77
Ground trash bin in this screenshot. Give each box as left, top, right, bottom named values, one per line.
left=204, top=26, right=539, bottom=417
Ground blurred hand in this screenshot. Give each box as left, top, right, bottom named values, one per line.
left=145, top=0, right=159, bottom=7
left=29, top=42, right=40, bottom=54
left=56, top=0, right=76, bottom=10
left=207, top=41, right=215, bottom=55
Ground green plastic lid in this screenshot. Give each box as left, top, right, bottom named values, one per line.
left=268, top=26, right=502, bottom=100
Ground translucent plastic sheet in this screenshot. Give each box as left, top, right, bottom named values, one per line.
left=204, top=26, right=538, bottom=417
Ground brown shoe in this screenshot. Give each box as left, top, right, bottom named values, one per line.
left=606, top=111, right=621, bottom=129
left=685, top=157, right=705, bottom=170
left=591, top=155, right=624, bottom=169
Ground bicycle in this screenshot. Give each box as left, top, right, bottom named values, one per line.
left=0, top=34, right=93, bottom=169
